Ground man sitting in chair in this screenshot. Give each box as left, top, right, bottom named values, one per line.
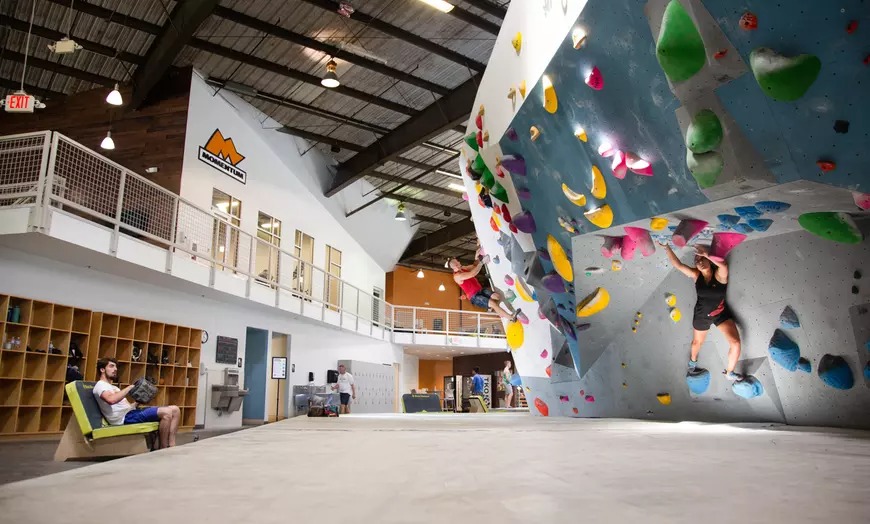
left=93, top=357, right=181, bottom=449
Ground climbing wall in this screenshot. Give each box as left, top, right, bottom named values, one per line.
left=461, top=0, right=870, bottom=426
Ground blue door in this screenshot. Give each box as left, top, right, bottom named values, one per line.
left=242, top=327, right=268, bottom=421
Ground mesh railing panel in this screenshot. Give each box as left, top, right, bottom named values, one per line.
left=120, top=174, right=175, bottom=242
left=52, top=137, right=121, bottom=218
left=0, top=132, right=48, bottom=206
left=175, top=200, right=214, bottom=259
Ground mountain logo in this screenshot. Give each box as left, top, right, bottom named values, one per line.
left=198, top=129, right=247, bottom=184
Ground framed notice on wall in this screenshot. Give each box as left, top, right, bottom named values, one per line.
left=215, top=336, right=239, bottom=365
left=271, top=357, right=287, bottom=379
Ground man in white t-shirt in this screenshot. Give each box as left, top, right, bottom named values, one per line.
left=92, top=357, right=181, bottom=449
left=331, top=364, right=356, bottom=414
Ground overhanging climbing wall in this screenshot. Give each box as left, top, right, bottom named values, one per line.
left=461, top=0, right=870, bottom=426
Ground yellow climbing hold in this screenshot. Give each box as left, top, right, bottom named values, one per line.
left=584, top=205, right=614, bottom=229
left=669, top=307, right=682, bottom=322
left=511, top=32, right=522, bottom=54
left=611, top=260, right=622, bottom=271
left=631, top=327, right=637, bottom=333
left=515, top=278, right=534, bottom=302
left=491, top=211, right=502, bottom=228
left=474, top=181, right=482, bottom=193
left=657, top=393, right=672, bottom=405
left=590, top=165, right=606, bottom=199
left=518, top=80, right=526, bottom=98
left=572, top=27, right=588, bottom=49
left=575, top=127, right=588, bottom=142
left=506, top=320, right=524, bottom=350
left=507, top=87, right=517, bottom=102
left=542, top=75, right=558, bottom=114
left=576, top=287, right=610, bottom=317
left=665, top=293, right=677, bottom=307
left=561, top=183, right=587, bottom=206
left=530, top=126, right=541, bottom=141
left=650, top=217, right=668, bottom=231
left=546, top=234, right=574, bottom=282
left=636, top=312, right=643, bottom=319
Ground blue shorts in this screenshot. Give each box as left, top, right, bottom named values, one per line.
left=470, top=289, right=493, bottom=309
left=124, top=407, right=159, bottom=424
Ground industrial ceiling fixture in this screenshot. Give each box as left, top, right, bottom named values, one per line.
left=417, top=0, right=455, bottom=13
left=106, top=83, right=123, bottom=106
left=100, top=131, right=115, bottom=150
left=417, top=269, right=425, bottom=279
left=394, top=203, right=407, bottom=221
left=321, top=59, right=340, bottom=88
left=48, top=0, right=82, bottom=54
left=436, top=169, right=463, bottom=179
left=447, top=182, right=466, bottom=192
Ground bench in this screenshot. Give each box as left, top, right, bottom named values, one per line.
left=54, top=381, right=160, bottom=462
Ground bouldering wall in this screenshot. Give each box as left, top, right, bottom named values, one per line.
left=460, top=0, right=870, bottom=427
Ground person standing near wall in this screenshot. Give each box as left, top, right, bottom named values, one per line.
left=502, top=360, right=514, bottom=408
left=471, top=367, right=485, bottom=398
left=333, top=364, right=356, bottom=414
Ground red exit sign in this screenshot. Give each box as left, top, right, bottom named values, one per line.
left=4, top=93, right=35, bottom=113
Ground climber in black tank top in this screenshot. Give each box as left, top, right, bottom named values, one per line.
left=659, top=241, right=744, bottom=382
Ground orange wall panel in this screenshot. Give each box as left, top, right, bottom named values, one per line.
left=418, top=359, right=454, bottom=395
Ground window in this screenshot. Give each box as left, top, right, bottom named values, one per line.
left=325, top=245, right=342, bottom=310
left=211, top=189, right=241, bottom=271
left=255, top=212, right=282, bottom=284
left=293, top=230, right=314, bottom=296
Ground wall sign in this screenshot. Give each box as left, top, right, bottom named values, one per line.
left=271, top=357, right=287, bottom=379
left=215, top=335, right=239, bottom=365
left=198, top=129, right=247, bottom=184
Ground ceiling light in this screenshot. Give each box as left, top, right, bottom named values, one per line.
left=100, top=131, right=115, bottom=150
left=438, top=283, right=446, bottom=291
left=417, top=0, right=454, bottom=13
left=417, top=269, right=425, bottom=279
left=106, top=83, right=123, bottom=106
left=444, top=259, right=450, bottom=268
left=321, top=59, right=340, bottom=88
left=223, top=81, right=258, bottom=97
left=448, top=182, right=466, bottom=192
left=436, top=169, right=463, bottom=179
left=144, top=167, right=159, bottom=174
left=395, top=203, right=407, bottom=221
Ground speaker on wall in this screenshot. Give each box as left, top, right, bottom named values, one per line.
left=327, top=370, right=339, bottom=383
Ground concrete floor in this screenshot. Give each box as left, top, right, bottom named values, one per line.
left=0, top=414, right=868, bottom=523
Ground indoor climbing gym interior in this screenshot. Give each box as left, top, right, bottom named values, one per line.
left=0, top=0, right=868, bottom=523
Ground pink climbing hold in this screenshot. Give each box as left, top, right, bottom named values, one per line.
left=621, top=234, right=638, bottom=261
left=517, top=310, right=529, bottom=325
left=853, top=191, right=870, bottom=211
left=504, top=275, right=515, bottom=286
left=625, top=152, right=653, bottom=176
left=540, top=349, right=548, bottom=358
left=598, top=142, right=616, bottom=158
left=585, top=66, right=604, bottom=90
left=600, top=236, right=623, bottom=258
left=584, top=395, right=595, bottom=402
left=709, top=232, right=746, bottom=262
left=462, top=192, right=469, bottom=201
left=672, top=219, right=709, bottom=247
left=624, top=227, right=656, bottom=257
left=611, top=150, right=628, bottom=179
left=559, top=395, right=570, bottom=403
left=538, top=308, right=547, bottom=320
left=579, top=389, right=585, bottom=396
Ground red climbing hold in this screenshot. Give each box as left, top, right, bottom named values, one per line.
left=501, top=204, right=513, bottom=223
left=864, top=54, right=870, bottom=66
left=846, top=20, right=858, bottom=34
left=476, top=131, right=484, bottom=148
left=534, top=397, right=549, bottom=416
left=545, top=365, right=552, bottom=377
left=475, top=113, right=483, bottom=130
left=817, top=160, right=836, bottom=172
left=585, top=66, right=604, bottom=90
left=489, top=216, right=499, bottom=232
left=496, top=167, right=505, bottom=178
left=509, top=223, right=518, bottom=234
left=739, top=12, right=758, bottom=30
left=494, top=205, right=502, bottom=215
left=714, top=49, right=728, bottom=60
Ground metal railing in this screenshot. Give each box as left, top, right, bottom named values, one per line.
left=0, top=131, right=505, bottom=343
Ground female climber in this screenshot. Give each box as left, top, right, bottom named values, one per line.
left=659, top=241, right=743, bottom=381
left=449, top=255, right=519, bottom=322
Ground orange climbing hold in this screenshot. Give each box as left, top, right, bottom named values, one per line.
left=530, top=126, right=541, bottom=141
left=739, top=12, right=758, bottom=30
left=545, top=365, right=552, bottom=377
left=534, top=397, right=549, bottom=416
left=817, top=160, right=836, bottom=172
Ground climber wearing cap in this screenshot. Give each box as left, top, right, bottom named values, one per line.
left=449, top=251, right=518, bottom=323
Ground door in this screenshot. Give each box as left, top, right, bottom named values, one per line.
left=242, top=327, right=268, bottom=423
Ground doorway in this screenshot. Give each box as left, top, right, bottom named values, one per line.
left=267, top=332, right=291, bottom=422
left=242, top=327, right=268, bottom=424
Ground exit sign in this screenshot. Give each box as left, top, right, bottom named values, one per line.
left=4, top=93, right=35, bottom=113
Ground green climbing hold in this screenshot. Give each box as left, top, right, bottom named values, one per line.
left=656, top=0, right=706, bottom=83
left=465, top=133, right=479, bottom=152
left=686, top=110, right=723, bottom=154
left=798, top=212, right=863, bottom=244
left=472, top=153, right=487, bottom=174
left=686, top=150, right=724, bottom=188
left=490, top=181, right=510, bottom=203
left=750, top=48, right=821, bottom=101
left=481, top=167, right=495, bottom=190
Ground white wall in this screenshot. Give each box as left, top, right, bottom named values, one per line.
left=0, top=245, right=406, bottom=429
left=402, top=353, right=419, bottom=394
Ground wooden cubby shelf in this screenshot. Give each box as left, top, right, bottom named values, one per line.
left=1, top=293, right=202, bottom=436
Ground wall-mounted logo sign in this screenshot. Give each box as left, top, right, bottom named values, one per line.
left=198, top=129, right=247, bottom=184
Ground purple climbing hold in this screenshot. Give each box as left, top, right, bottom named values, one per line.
left=818, top=354, right=854, bottom=390
left=769, top=329, right=800, bottom=371
left=537, top=248, right=551, bottom=261
left=542, top=273, right=567, bottom=293
left=732, top=223, right=754, bottom=234
left=747, top=218, right=773, bottom=232
left=506, top=128, right=519, bottom=141
left=735, top=206, right=762, bottom=219
left=517, top=187, right=532, bottom=200
left=500, top=154, right=526, bottom=176
left=717, top=214, right=741, bottom=226
left=755, top=201, right=791, bottom=213
left=513, top=211, right=537, bottom=233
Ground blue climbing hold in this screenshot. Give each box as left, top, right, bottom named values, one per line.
left=747, top=218, right=773, bottom=232
left=493, top=255, right=500, bottom=264
left=735, top=206, right=762, bottom=219
left=818, top=354, right=854, bottom=390
left=732, top=375, right=764, bottom=399
left=797, top=357, right=811, bottom=373
left=864, top=362, right=870, bottom=381
left=755, top=201, right=791, bottom=213
left=732, top=223, right=754, bottom=234
left=769, top=329, right=800, bottom=371
left=686, top=368, right=711, bottom=394
left=779, top=306, right=800, bottom=329
left=668, top=225, right=678, bottom=232
left=510, top=374, right=523, bottom=386
left=717, top=214, right=741, bottom=226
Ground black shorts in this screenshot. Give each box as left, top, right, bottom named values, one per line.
left=340, top=393, right=351, bottom=405
left=692, top=307, right=733, bottom=331
left=470, top=289, right=493, bottom=308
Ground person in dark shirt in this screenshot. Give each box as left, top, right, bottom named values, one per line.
left=471, top=367, right=485, bottom=396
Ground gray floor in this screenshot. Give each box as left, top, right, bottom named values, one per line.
left=0, top=414, right=869, bottom=523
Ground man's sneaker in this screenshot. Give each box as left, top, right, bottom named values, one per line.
left=724, top=371, right=743, bottom=381
left=688, top=359, right=698, bottom=371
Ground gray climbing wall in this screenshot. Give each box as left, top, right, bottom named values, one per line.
left=338, top=360, right=396, bottom=414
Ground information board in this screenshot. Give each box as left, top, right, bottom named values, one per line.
left=215, top=336, right=238, bottom=365
left=271, top=357, right=287, bottom=379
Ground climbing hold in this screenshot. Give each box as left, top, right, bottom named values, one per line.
left=621, top=234, right=638, bottom=261
left=611, top=260, right=623, bottom=271
left=476, top=130, right=484, bottom=148
left=852, top=285, right=859, bottom=295
left=750, top=48, right=821, bottom=101
left=739, top=12, right=758, bottom=30
left=686, top=368, right=711, bottom=394
left=518, top=80, right=526, bottom=98
left=656, top=393, right=672, bottom=405
left=579, top=390, right=585, bottom=397
left=480, top=167, right=495, bottom=190
left=717, top=214, right=741, bottom=226
left=572, top=407, right=579, bottom=414
left=600, top=236, right=622, bottom=258
left=714, top=49, right=728, bottom=60
left=624, top=227, right=656, bottom=256
left=598, top=142, right=616, bottom=158
left=559, top=217, right=577, bottom=234
left=665, top=293, right=677, bottom=307
left=709, top=232, right=746, bottom=262
left=530, top=126, right=541, bottom=141
left=622, top=382, right=628, bottom=389
left=798, top=212, right=863, bottom=244
left=493, top=255, right=500, bottom=264
left=562, top=183, right=587, bottom=207
left=542, top=75, right=557, bottom=114
left=504, top=275, right=515, bottom=286
left=490, top=182, right=509, bottom=203
left=584, top=205, right=614, bottom=229
left=500, top=154, right=526, bottom=176
left=735, top=206, right=762, bottom=219
left=625, top=152, right=653, bottom=176
left=655, top=0, right=706, bottom=83
left=533, top=397, right=549, bottom=416
left=780, top=306, right=800, bottom=329
left=537, top=248, right=550, bottom=261
left=540, top=349, right=548, bottom=359
left=575, top=128, right=588, bottom=142
left=818, top=354, right=854, bottom=390
left=515, top=279, right=534, bottom=302
left=834, top=120, right=850, bottom=134
left=769, top=329, right=800, bottom=371
left=516, top=188, right=531, bottom=200
left=584, top=395, right=595, bottom=402
left=732, top=223, right=754, bottom=234
left=672, top=219, right=708, bottom=247
left=583, top=267, right=605, bottom=276
left=621, top=362, right=627, bottom=368
left=559, top=316, right=577, bottom=341
left=572, top=27, right=587, bottom=49
left=516, top=310, right=530, bottom=325
left=650, top=217, right=668, bottom=231
left=755, top=201, right=791, bottom=213
left=732, top=376, right=764, bottom=399
left=747, top=218, right=773, bottom=232
left=505, top=289, right=517, bottom=302
left=575, top=322, right=591, bottom=332
left=610, top=151, right=628, bottom=179
left=669, top=307, right=682, bottom=322
left=797, top=357, right=811, bottom=373
left=501, top=204, right=512, bottom=223
left=686, top=150, right=724, bottom=188
left=559, top=395, right=569, bottom=403
left=511, top=32, right=522, bottom=54
left=508, top=223, right=518, bottom=234
left=855, top=271, right=862, bottom=281
left=686, top=109, right=723, bottom=154
left=576, top=287, right=610, bottom=317
left=590, top=165, right=607, bottom=199
left=506, top=128, right=518, bottom=141
left=547, top=235, right=574, bottom=282
left=816, top=160, right=836, bottom=172
left=506, top=320, right=525, bottom=350
left=541, top=273, right=567, bottom=293
left=585, top=66, right=604, bottom=90
left=852, top=192, right=870, bottom=211
left=846, top=20, right=858, bottom=34
left=489, top=216, right=499, bottom=232
left=464, top=133, right=479, bottom=152
left=471, top=153, right=487, bottom=174
left=507, top=86, right=517, bottom=103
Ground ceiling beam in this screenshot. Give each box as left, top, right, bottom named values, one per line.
left=326, top=75, right=479, bottom=196
left=212, top=6, right=450, bottom=96
left=395, top=196, right=470, bottom=217
left=129, top=0, right=220, bottom=109
left=298, top=0, right=486, bottom=72
left=45, top=0, right=160, bottom=33
left=445, top=4, right=501, bottom=34
left=365, top=171, right=457, bottom=197
left=461, top=0, right=508, bottom=19
left=276, top=126, right=363, bottom=152
left=0, top=76, right=66, bottom=99
left=401, top=219, right=477, bottom=260
left=2, top=51, right=116, bottom=86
